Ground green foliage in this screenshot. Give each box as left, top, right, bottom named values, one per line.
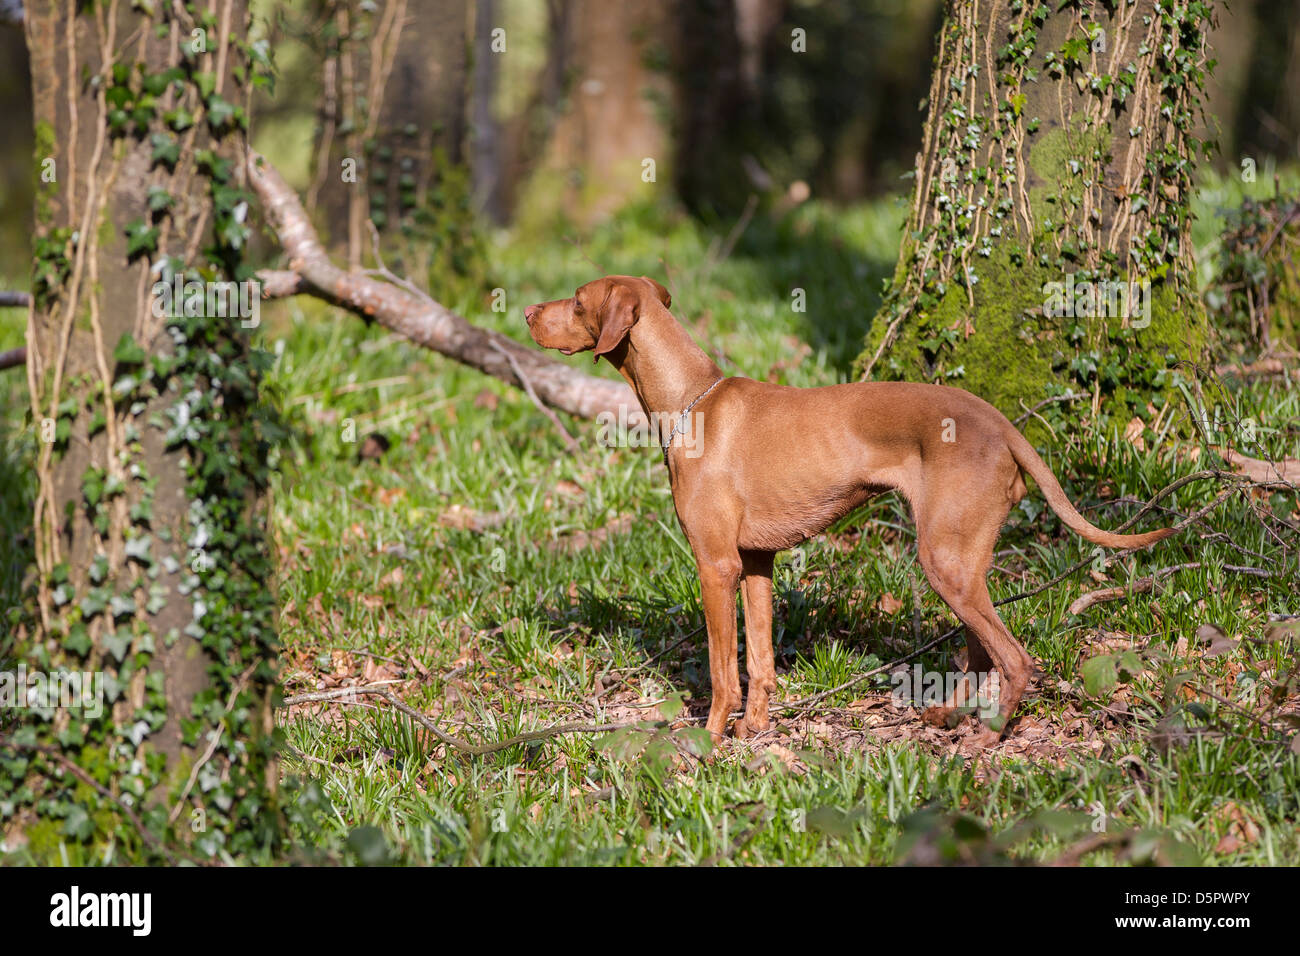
left=2, top=0, right=284, bottom=864
left=1205, top=192, right=1300, bottom=357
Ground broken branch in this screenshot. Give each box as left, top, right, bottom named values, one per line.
left=245, top=151, right=642, bottom=427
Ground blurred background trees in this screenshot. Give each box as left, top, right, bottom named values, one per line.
left=0, top=0, right=1296, bottom=372
left=1, top=0, right=1294, bottom=239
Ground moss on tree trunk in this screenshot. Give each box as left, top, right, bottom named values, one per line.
left=859, top=0, right=1218, bottom=432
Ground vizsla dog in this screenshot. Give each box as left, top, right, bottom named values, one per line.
left=524, top=275, right=1173, bottom=746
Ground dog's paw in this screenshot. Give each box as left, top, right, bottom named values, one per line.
left=733, top=715, right=769, bottom=740
left=964, top=725, right=1004, bottom=750
left=920, top=705, right=957, bottom=729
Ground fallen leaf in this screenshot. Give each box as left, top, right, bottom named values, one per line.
left=876, top=592, right=904, bottom=615
left=376, top=486, right=405, bottom=506
left=359, top=432, right=390, bottom=460
left=1196, top=623, right=1238, bottom=657
left=438, top=504, right=507, bottom=532
left=554, top=479, right=585, bottom=499
left=1123, top=416, right=1146, bottom=451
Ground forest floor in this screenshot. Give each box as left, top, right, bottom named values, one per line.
left=2, top=169, right=1298, bottom=865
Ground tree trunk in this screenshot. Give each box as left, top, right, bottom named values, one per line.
left=515, top=0, right=673, bottom=227
left=860, top=0, right=1218, bottom=427
left=1233, top=0, right=1300, bottom=162
left=308, top=0, right=473, bottom=290
left=0, top=19, right=31, bottom=272
left=10, top=0, right=281, bottom=860
left=470, top=0, right=504, bottom=224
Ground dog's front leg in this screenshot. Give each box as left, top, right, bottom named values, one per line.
left=695, top=550, right=743, bottom=740
left=735, top=550, right=776, bottom=738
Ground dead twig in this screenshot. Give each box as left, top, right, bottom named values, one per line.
left=168, top=664, right=258, bottom=824
left=489, top=340, right=580, bottom=452
left=1068, top=562, right=1273, bottom=615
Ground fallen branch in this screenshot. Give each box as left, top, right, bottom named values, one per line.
left=1222, top=447, right=1300, bottom=488
left=0, top=347, right=25, bottom=371
left=1213, top=357, right=1298, bottom=380
left=246, top=151, right=643, bottom=427
left=1068, top=562, right=1274, bottom=615
left=7, top=157, right=646, bottom=427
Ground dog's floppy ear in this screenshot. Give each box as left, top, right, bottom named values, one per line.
left=640, top=276, right=671, bottom=308
left=592, top=282, right=640, bottom=362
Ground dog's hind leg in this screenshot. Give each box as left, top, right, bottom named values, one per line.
left=912, top=492, right=1033, bottom=744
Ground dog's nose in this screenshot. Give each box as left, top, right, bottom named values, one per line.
left=524, top=305, right=538, bottom=326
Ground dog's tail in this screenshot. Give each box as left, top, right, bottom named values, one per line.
left=1003, top=424, right=1175, bottom=549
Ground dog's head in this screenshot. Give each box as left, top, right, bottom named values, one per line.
left=524, top=275, right=671, bottom=363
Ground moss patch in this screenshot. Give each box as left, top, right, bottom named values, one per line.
left=863, top=244, right=1205, bottom=435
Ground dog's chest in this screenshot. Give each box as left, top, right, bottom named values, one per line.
left=734, top=483, right=884, bottom=552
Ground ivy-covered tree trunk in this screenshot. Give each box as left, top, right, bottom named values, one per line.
left=308, top=0, right=478, bottom=296
left=859, top=0, right=1217, bottom=427
left=10, top=0, right=281, bottom=861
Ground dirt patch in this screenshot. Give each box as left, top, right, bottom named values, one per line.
left=725, top=690, right=1127, bottom=772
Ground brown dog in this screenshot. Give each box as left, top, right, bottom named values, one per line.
left=524, top=275, right=1173, bottom=745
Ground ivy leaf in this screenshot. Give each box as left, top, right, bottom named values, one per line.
left=114, top=331, right=147, bottom=366
left=109, top=594, right=137, bottom=620
left=124, top=221, right=160, bottom=261
left=206, top=95, right=235, bottom=130
left=147, top=186, right=174, bottom=213
left=164, top=107, right=194, bottom=131
left=196, top=149, right=232, bottom=182
left=103, top=629, right=133, bottom=662
left=124, top=534, right=153, bottom=565
left=194, top=71, right=217, bottom=99
left=63, top=804, right=95, bottom=840
left=64, top=623, right=92, bottom=657
left=82, top=468, right=105, bottom=507
left=150, top=132, right=180, bottom=169
left=79, top=588, right=109, bottom=618
left=1080, top=654, right=1118, bottom=696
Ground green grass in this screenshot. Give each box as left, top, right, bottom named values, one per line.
left=2, top=182, right=1298, bottom=866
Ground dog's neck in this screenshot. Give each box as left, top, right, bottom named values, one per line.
left=604, top=304, right=723, bottom=419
